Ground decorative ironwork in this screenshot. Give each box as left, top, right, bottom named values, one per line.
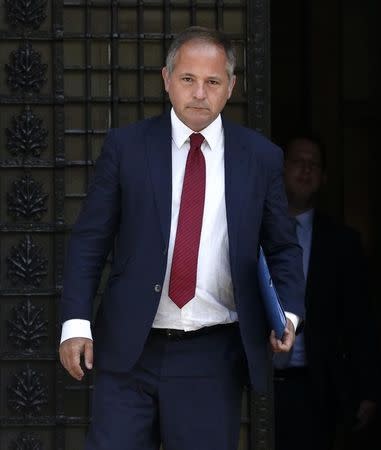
left=0, top=2, right=260, bottom=448
left=10, top=432, right=43, bottom=450
left=6, top=107, right=48, bottom=159
left=7, top=235, right=48, bottom=287
left=5, top=0, right=48, bottom=30
left=7, top=174, right=48, bottom=220
left=7, top=298, right=48, bottom=351
left=247, top=0, right=270, bottom=135
left=6, top=42, right=47, bottom=93
left=8, top=365, right=48, bottom=416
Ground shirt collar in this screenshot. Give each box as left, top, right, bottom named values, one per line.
left=295, top=209, right=314, bottom=230
left=170, top=108, right=223, bottom=151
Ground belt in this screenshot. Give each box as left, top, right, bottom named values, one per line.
left=274, top=366, right=309, bottom=381
left=150, top=322, right=238, bottom=339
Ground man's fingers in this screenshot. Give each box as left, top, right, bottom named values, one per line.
left=84, top=340, right=93, bottom=370
left=70, top=346, right=84, bottom=379
left=354, top=400, right=377, bottom=430
left=280, top=328, right=293, bottom=350
left=269, top=330, right=285, bottom=352
left=269, top=325, right=294, bottom=353
left=59, top=338, right=92, bottom=381
left=63, top=343, right=84, bottom=380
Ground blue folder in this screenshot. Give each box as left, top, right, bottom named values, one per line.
left=257, top=246, right=287, bottom=339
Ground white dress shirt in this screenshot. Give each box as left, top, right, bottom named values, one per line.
left=61, top=110, right=298, bottom=343
left=153, top=110, right=236, bottom=330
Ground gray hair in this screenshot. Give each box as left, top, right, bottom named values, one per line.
left=165, top=26, right=236, bottom=79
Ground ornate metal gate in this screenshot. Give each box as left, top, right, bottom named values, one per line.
left=0, top=1, right=271, bottom=449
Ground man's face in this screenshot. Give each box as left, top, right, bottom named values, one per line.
left=284, top=138, right=325, bottom=207
left=162, top=40, right=236, bottom=131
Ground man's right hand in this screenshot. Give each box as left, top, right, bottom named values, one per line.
left=59, top=337, right=93, bottom=381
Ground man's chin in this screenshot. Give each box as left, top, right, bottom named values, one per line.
left=181, top=112, right=214, bottom=131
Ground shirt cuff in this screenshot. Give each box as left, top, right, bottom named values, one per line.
left=60, top=319, right=93, bottom=344
left=285, top=312, right=299, bottom=332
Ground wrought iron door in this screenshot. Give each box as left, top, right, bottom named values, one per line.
left=0, top=1, right=271, bottom=449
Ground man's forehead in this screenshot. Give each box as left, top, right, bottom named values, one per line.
left=288, top=140, right=321, bottom=159
left=174, top=40, right=227, bottom=62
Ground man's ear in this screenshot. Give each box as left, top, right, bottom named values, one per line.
left=227, top=74, right=236, bottom=99
left=162, top=67, right=170, bottom=92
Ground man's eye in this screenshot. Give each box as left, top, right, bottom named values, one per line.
left=182, top=77, right=192, bottom=82
left=209, top=80, right=219, bottom=85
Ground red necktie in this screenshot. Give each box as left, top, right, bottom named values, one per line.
left=168, top=133, right=206, bottom=308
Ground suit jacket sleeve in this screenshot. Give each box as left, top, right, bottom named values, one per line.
left=60, top=129, right=121, bottom=323
left=260, top=146, right=305, bottom=320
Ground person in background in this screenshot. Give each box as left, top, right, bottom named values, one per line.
left=274, top=134, right=379, bottom=450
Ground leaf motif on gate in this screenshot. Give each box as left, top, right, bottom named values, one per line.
left=8, top=365, right=48, bottom=416
left=10, top=432, right=43, bottom=450
left=5, top=0, right=48, bottom=29
left=7, top=175, right=49, bottom=221
left=6, top=42, right=47, bottom=93
left=7, top=235, right=48, bottom=287
left=8, top=298, right=48, bottom=352
left=6, top=107, right=48, bottom=159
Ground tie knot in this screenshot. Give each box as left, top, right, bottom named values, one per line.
left=190, top=133, right=204, bottom=150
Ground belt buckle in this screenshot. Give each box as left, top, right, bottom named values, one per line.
left=165, top=329, right=185, bottom=339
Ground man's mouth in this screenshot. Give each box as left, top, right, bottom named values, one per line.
left=187, top=106, right=209, bottom=110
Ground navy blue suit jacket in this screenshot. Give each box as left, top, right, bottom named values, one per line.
left=61, top=113, right=305, bottom=393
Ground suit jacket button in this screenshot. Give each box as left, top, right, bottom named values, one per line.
left=154, top=284, right=161, bottom=293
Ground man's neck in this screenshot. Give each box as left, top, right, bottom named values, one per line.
left=288, top=204, right=314, bottom=217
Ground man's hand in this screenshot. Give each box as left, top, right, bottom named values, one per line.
left=269, top=318, right=295, bottom=353
left=353, top=400, right=377, bottom=431
left=59, top=337, right=93, bottom=381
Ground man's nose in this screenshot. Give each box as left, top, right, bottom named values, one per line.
left=193, top=82, right=206, bottom=99
left=302, top=163, right=312, bottom=174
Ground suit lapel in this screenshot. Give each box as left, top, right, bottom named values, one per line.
left=223, top=118, right=252, bottom=267
left=145, top=113, right=172, bottom=248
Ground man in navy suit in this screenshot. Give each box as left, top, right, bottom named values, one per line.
left=59, top=27, right=305, bottom=450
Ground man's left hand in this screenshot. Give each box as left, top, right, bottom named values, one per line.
left=269, top=318, right=295, bottom=352
left=353, top=400, right=377, bottom=431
